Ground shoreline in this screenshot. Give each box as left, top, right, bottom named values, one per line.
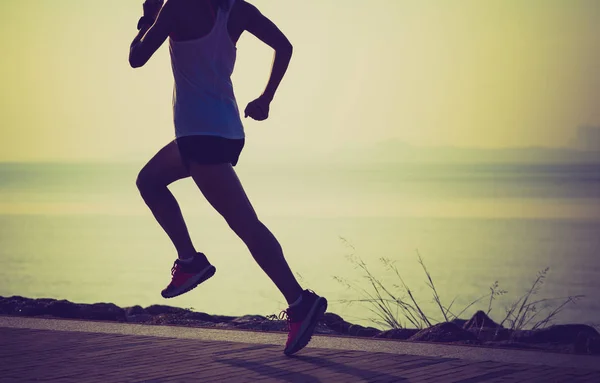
left=1, top=295, right=599, bottom=356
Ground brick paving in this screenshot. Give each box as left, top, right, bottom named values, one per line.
left=1, top=318, right=599, bottom=382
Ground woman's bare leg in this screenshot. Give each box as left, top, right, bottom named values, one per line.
left=188, top=162, right=303, bottom=305
left=136, top=141, right=196, bottom=260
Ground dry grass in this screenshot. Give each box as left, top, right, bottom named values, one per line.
left=333, top=238, right=585, bottom=330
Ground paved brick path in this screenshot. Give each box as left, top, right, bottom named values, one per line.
left=1, top=318, right=599, bottom=382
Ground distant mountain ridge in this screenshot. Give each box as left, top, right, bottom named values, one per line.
left=335, top=140, right=600, bottom=164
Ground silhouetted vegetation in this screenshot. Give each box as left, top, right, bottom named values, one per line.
left=333, top=238, right=586, bottom=330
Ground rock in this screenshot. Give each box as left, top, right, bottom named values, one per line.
left=9, top=300, right=128, bottom=322
left=150, top=313, right=176, bottom=325
left=482, top=340, right=571, bottom=353
left=259, top=320, right=288, bottom=332
left=15, top=298, right=55, bottom=316
left=574, top=332, right=600, bottom=355
left=145, top=310, right=219, bottom=327
left=45, top=300, right=80, bottom=319
left=125, top=305, right=146, bottom=316
left=511, top=324, right=600, bottom=344
left=229, top=319, right=337, bottom=334
left=0, top=302, right=16, bottom=315
left=231, top=315, right=267, bottom=324
left=468, top=327, right=511, bottom=342
left=212, top=315, right=236, bottom=323
left=374, top=328, right=420, bottom=340
left=125, top=306, right=152, bottom=323
left=182, top=312, right=217, bottom=322
left=233, top=320, right=287, bottom=332
left=0, top=296, right=32, bottom=315
left=229, top=315, right=273, bottom=331
left=173, top=319, right=215, bottom=327
left=18, top=304, right=47, bottom=316
left=510, top=330, right=533, bottom=342
left=314, top=323, right=339, bottom=335
left=1, top=296, right=28, bottom=302
left=321, top=312, right=351, bottom=334
left=321, top=312, right=344, bottom=323
left=409, top=322, right=478, bottom=343
left=347, top=324, right=381, bottom=337
left=574, top=332, right=589, bottom=354
left=463, top=311, right=502, bottom=330
left=587, top=336, right=600, bottom=355
left=79, top=303, right=126, bottom=322
left=450, top=318, right=468, bottom=328
left=126, top=314, right=153, bottom=323
left=144, top=305, right=189, bottom=316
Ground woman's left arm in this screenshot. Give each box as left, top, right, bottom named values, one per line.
left=129, top=0, right=176, bottom=68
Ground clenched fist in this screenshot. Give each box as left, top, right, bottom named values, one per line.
left=244, top=96, right=271, bottom=121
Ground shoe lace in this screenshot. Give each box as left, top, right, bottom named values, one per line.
left=278, top=309, right=290, bottom=322
left=279, top=309, right=291, bottom=332
left=170, top=260, right=181, bottom=278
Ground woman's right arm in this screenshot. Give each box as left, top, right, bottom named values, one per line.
left=242, top=1, right=293, bottom=121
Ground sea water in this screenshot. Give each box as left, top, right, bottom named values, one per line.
left=1, top=161, right=599, bottom=328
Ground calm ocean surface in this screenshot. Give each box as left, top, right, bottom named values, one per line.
left=1, top=161, right=599, bottom=328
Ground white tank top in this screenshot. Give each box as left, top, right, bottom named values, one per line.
left=169, top=0, right=244, bottom=139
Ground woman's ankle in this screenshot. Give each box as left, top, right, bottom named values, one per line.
left=177, top=250, right=197, bottom=261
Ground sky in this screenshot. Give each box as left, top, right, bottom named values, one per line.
left=1, top=0, right=599, bottom=162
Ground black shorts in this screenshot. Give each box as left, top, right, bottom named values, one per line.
left=176, top=135, right=245, bottom=171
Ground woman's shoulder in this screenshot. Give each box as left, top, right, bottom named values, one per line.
left=168, top=0, right=258, bottom=19
left=235, top=0, right=261, bottom=14
left=169, top=0, right=255, bottom=12
left=168, top=0, right=265, bottom=40
left=229, top=1, right=265, bottom=34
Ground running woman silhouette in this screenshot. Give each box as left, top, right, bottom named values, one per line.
left=129, top=0, right=327, bottom=355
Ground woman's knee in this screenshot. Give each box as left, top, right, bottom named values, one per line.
left=136, top=168, right=166, bottom=197
left=136, top=169, right=150, bottom=192
left=136, top=141, right=189, bottom=195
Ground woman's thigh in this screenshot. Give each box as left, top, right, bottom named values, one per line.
left=188, top=162, right=258, bottom=230
left=137, top=140, right=190, bottom=188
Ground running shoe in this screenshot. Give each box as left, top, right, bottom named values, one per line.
left=161, top=253, right=216, bottom=299
left=279, top=289, right=328, bottom=356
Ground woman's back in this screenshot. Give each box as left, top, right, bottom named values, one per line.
left=169, top=0, right=245, bottom=139
left=130, top=0, right=294, bottom=123
left=170, top=0, right=247, bottom=45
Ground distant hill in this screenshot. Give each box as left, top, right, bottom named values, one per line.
left=334, top=140, right=600, bottom=164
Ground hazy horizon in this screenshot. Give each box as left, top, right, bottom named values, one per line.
left=1, top=139, right=598, bottom=165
